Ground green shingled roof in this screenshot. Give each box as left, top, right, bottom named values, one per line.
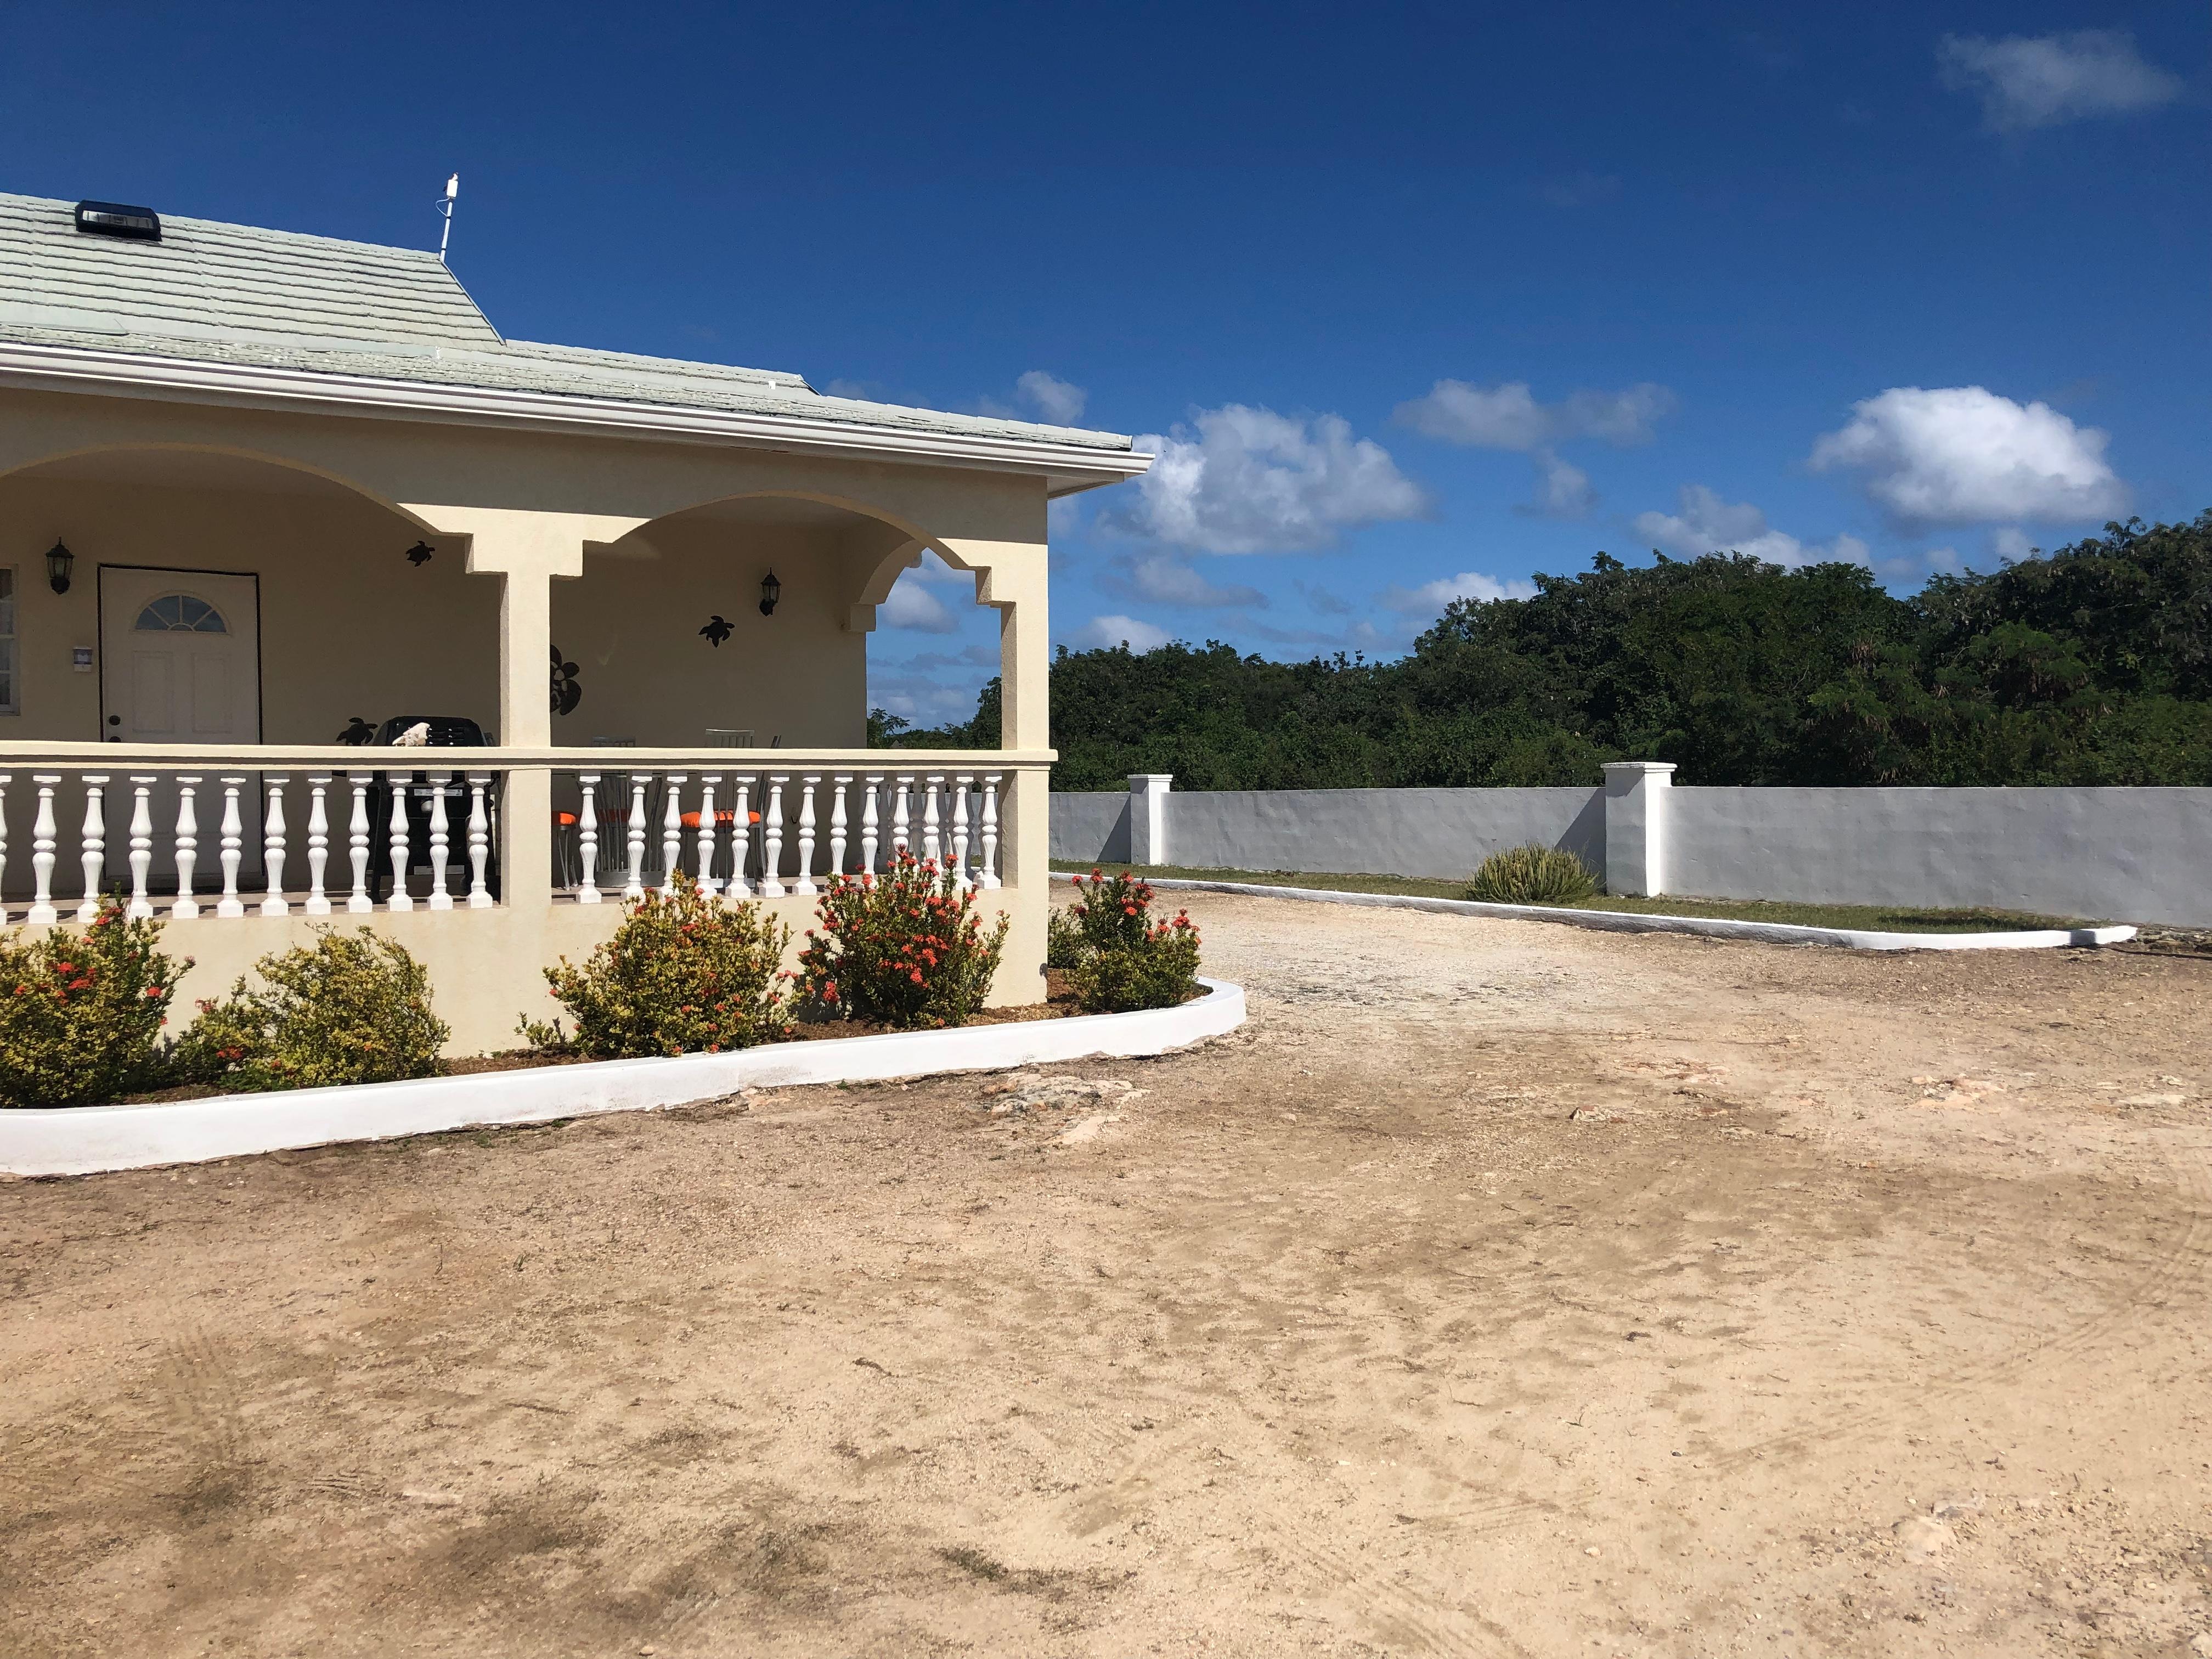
left=0, top=191, right=1132, bottom=454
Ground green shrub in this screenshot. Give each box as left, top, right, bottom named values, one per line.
left=1064, top=868, right=1204, bottom=1013
left=176, top=927, right=448, bottom=1091
left=0, top=898, right=190, bottom=1108
left=524, top=876, right=792, bottom=1059
left=796, top=854, right=1008, bottom=1029
left=1464, top=843, right=1600, bottom=905
left=1045, top=906, right=1091, bottom=969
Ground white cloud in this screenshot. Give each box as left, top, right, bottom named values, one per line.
left=1634, top=485, right=1871, bottom=567
left=1015, top=369, right=1087, bottom=424
left=1393, top=379, right=1673, bottom=518
left=1071, top=613, right=1172, bottom=651
left=1379, top=570, right=1539, bottom=614
left=1394, top=379, right=1675, bottom=450
left=1809, top=386, right=2125, bottom=525
left=1113, top=405, right=1429, bottom=554
left=905, top=549, right=977, bottom=587
left=1107, top=554, right=1267, bottom=609
left=1939, top=30, right=2182, bottom=131
left=1991, top=527, right=2038, bottom=562
left=880, top=578, right=960, bottom=634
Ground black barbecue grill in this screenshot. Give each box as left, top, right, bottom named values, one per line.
left=366, top=716, right=501, bottom=902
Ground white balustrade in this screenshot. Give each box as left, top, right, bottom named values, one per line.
left=575, top=772, right=602, bottom=903
left=794, top=776, right=819, bottom=895
left=172, top=777, right=201, bottom=919
left=951, top=774, right=973, bottom=891
left=466, top=773, right=494, bottom=908
left=304, top=776, right=332, bottom=916
left=891, top=775, right=912, bottom=858
left=386, top=780, right=413, bottom=912
left=217, top=777, right=246, bottom=917
left=727, top=776, right=753, bottom=897
left=828, top=775, right=850, bottom=880
left=624, top=777, right=648, bottom=900
left=861, top=775, right=881, bottom=874
left=922, top=775, right=943, bottom=866
left=659, top=774, right=686, bottom=895
left=0, top=774, right=9, bottom=918
left=125, top=778, right=155, bottom=919
left=695, top=775, right=721, bottom=895
left=979, top=774, right=1002, bottom=888
left=425, top=772, right=454, bottom=911
left=347, top=774, right=374, bottom=913
left=760, top=776, right=787, bottom=898
left=28, top=774, right=58, bottom=924
left=259, top=776, right=289, bottom=917
left=75, top=775, right=108, bottom=922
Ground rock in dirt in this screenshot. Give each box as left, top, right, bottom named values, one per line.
left=1893, top=1515, right=1955, bottom=1562
left=979, top=1076, right=1146, bottom=1116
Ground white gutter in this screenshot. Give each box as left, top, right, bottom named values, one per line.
left=0, top=340, right=1154, bottom=495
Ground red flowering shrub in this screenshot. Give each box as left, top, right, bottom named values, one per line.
left=797, top=853, right=1008, bottom=1030
left=0, top=897, right=190, bottom=1107
left=1064, top=869, right=1203, bottom=1013
left=176, top=928, right=448, bottom=1091
left=524, top=876, right=792, bottom=1059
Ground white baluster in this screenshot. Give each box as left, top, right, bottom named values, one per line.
left=861, top=775, right=881, bottom=874
left=425, top=770, right=453, bottom=910
left=660, top=774, right=687, bottom=895
left=0, top=774, right=12, bottom=921
left=125, top=777, right=155, bottom=919
left=891, top=775, right=912, bottom=858
left=347, top=774, right=374, bottom=913
left=386, top=775, right=414, bottom=912
left=304, top=775, right=332, bottom=915
left=466, top=772, right=493, bottom=908
left=695, top=775, right=721, bottom=895
left=727, top=777, right=753, bottom=897
left=794, top=776, right=819, bottom=895
left=829, top=776, right=850, bottom=878
left=979, top=774, right=1002, bottom=889
left=921, top=775, right=943, bottom=867
left=171, top=776, right=201, bottom=919
left=760, top=776, right=787, bottom=898
left=951, top=774, right=973, bottom=892
left=624, top=776, right=648, bottom=900
left=259, top=776, right=289, bottom=916
left=75, top=774, right=109, bottom=921
left=575, top=773, right=601, bottom=903
left=27, top=774, right=59, bottom=924
left=216, top=777, right=246, bottom=917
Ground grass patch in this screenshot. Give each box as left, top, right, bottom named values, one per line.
left=1051, top=860, right=2091, bottom=933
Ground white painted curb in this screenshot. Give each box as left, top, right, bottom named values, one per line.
left=1054, top=873, right=2136, bottom=953
left=0, top=978, right=1245, bottom=1178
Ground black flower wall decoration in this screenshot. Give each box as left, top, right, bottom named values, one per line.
left=699, top=614, right=733, bottom=647
left=550, top=646, right=583, bottom=716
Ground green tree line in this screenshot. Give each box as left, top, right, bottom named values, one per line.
left=879, top=512, right=2212, bottom=790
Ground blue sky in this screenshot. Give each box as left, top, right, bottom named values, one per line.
left=4, top=3, right=2203, bottom=723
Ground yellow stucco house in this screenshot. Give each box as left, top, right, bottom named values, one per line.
left=0, top=191, right=1148, bottom=1051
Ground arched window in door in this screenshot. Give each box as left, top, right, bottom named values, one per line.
left=134, top=594, right=229, bottom=634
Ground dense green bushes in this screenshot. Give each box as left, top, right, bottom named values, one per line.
left=893, top=513, right=2212, bottom=791
left=1465, top=845, right=1600, bottom=906
left=0, top=899, right=187, bottom=1107
left=177, top=929, right=448, bottom=1090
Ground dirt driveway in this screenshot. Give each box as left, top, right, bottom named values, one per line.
left=4, top=894, right=2210, bottom=1658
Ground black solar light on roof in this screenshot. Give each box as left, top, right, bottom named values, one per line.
left=758, top=571, right=781, bottom=616
left=74, top=201, right=160, bottom=240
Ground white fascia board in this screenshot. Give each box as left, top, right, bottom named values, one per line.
left=0, top=340, right=1154, bottom=494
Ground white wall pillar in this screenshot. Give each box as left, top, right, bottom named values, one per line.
left=1128, top=774, right=1173, bottom=867
left=1603, top=760, right=1675, bottom=897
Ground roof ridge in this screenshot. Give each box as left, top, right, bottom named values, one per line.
left=0, top=190, right=450, bottom=265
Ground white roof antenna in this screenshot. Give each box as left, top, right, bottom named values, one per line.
left=436, top=173, right=459, bottom=264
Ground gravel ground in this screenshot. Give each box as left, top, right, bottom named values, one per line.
left=3, top=893, right=2210, bottom=1658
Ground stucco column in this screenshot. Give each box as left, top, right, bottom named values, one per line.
left=1603, top=760, right=1676, bottom=898
left=399, top=507, right=645, bottom=917
left=1128, top=774, right=1173, bottom=867
left=945, top=538, right=1051, bottom=1002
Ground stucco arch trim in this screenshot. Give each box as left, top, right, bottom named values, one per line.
left=0, top=440, right=453, bottom=538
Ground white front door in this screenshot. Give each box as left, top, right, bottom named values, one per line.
left=99, top=569, right=262, bottom=888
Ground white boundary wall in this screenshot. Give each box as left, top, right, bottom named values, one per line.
left=1051, top=773, right=2212, bottom=926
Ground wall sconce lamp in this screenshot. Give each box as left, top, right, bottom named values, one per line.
left=759, top=570, right=781, bottom=616
left=46, top=540, right=74, bottom=595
